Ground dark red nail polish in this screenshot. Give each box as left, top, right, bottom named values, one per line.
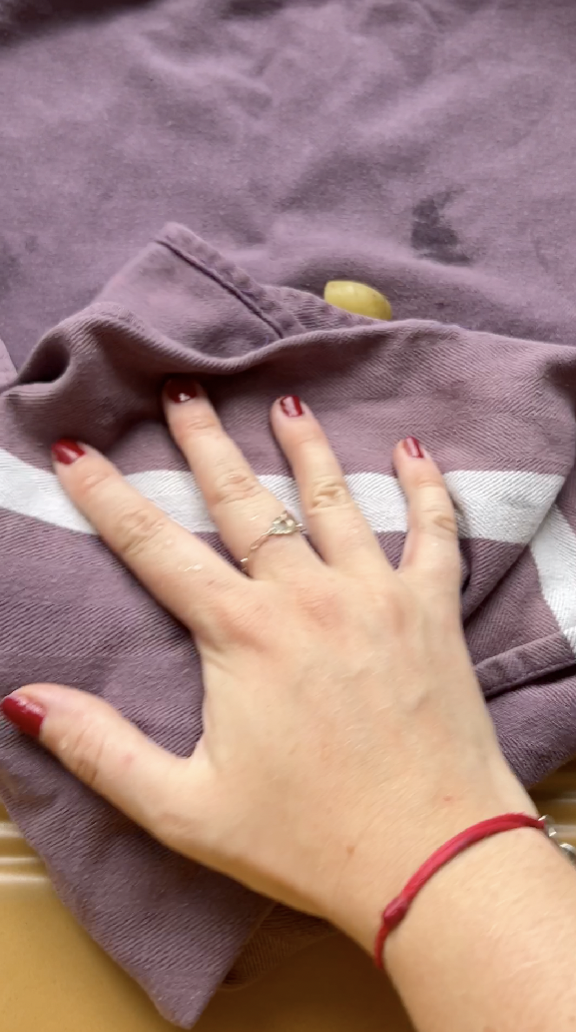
left=51, top=439, right=86, bottom=465
left=279, top=395, right=304, bottom=418
left=1, top=695, right=45, bottom=738
left=403, top=437, right=425, bottom=459
left=164, top=377, right=199, bottom=404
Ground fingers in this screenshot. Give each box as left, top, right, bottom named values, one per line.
left=270, top=396, right=387, bottom=575
left=394, top=437, right=461, bottom=594
left=0, top=685, right=195, bottom=850
left=51, top=439, right=248, bottom=639
left=164, top=380, right=319, bottom=578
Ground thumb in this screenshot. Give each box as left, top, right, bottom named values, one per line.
left=1, top=684, right=190, bottom=844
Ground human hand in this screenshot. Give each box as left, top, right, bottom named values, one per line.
left=1, top=381, right=533, bottom=951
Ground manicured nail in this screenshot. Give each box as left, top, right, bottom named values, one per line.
left=164, top=377, right=199, bottom=404
left=1, top=694, right=45, bottom=738
left=51, top=439, right=86, bottom=465
left=403, top=437, right=425, bottom=459
left=279, top=395, right=304, bottom=418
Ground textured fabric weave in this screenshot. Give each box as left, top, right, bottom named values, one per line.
left=4, top=0, right=576, bottom=1026
left=3, top=0, right=576, bottom=371
left=2, top=225, right=576, bottom=1025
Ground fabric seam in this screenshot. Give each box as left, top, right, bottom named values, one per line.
left=156, top=238, right=293, bottom=341
left=479, top=628, right=576, bottom=699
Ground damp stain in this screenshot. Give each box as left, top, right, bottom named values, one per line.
left=411, top=191, right=470, bottom=265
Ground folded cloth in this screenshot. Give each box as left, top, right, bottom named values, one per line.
left=2, top=224, right=576, bottom=1025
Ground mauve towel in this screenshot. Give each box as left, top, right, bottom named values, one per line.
left=2, top=225, right=576, bottom=1025
left=3, top=0, right=576, bottom=372
left=3, top=0, right=576, bottom=1026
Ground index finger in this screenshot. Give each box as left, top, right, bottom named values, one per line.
left=50, top=439, right=250, bottom=638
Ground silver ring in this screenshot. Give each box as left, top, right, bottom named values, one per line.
left=240, top=510, right=304, bottom=573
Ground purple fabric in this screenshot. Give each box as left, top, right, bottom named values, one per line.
left=3, top=0, right=576, bottom=1026
left=3, top=0, right=576, bottom=370
left=2, top=225, right=576, bottom=1025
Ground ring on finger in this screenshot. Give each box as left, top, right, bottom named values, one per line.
left=240, top=510, right=304, bottom=574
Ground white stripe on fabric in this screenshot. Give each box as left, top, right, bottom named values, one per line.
left=0, top=449, right=94, bottom=534
left=0, top=447, right=564, bottom=545
left=530, top=506, right=576, bottom=653
left=444, top=470, right=564, bottom=544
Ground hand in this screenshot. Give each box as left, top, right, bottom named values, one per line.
left=1, top=383, right=533, bottom=951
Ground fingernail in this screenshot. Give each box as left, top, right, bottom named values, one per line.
left=402, top=436, right=425, bottom=459
left=51, top=439, right=86, bottom=465
left=279, top=395, right=304, bottom=418
left=1, top=694, right=45, bottom=738
left=164, top=377, right=199, bottom=404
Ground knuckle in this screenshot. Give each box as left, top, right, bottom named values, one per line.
left=374, top=588, right=410, bottom=636
left=154, top=799, right=195, bottom=852
left=220, top=590, right=276, bottom=646
left=177, top=409, right=220, bottom=438
left=306, top=474, right=351, bottom=514
left=298, top=582, right=345, bottom=632
left=412, top=473, right=445, bottom=493
left=114, top=505, right=168, bottom=561
left=414, top=482, right=457, bottom=539
left=193, top=579, right=274, bottom=648
left=421, top=505, right=458, bottom=538
left=61, top=719, right=106, bottom=793
left=294, top=426, right=324, bottom=447
left=210, top=465, right=262, bottom=507
left=75, top=466, right=115, bottom=504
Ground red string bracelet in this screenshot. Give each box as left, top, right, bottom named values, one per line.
left=373, top=812, right=547, bottom=969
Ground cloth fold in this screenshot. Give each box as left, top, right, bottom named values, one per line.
left=2, top=225, right=576, bottom=1025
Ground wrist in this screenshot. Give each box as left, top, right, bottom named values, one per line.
left=384, top=820, right=576, bottom=1032
left=324, top=776, right=538, bottom=953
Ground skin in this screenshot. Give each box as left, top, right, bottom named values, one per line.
left=4, top=382, right=576, bottom=1031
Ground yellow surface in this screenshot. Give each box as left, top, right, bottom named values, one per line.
left=323, top=280, right=393, bottom=320
left=1, top=761, right=575, bottom=1031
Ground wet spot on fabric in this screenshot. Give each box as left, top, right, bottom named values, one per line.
left=411, top=192, right=470, bottom=265
left=227, top=0, right=287, bottom=17
left=0, top=236, right=21, bottom=291
left=0, top=0, right=152, bottom=46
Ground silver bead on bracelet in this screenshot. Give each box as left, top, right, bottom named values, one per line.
left=541, top=815, right=576, bottom=866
